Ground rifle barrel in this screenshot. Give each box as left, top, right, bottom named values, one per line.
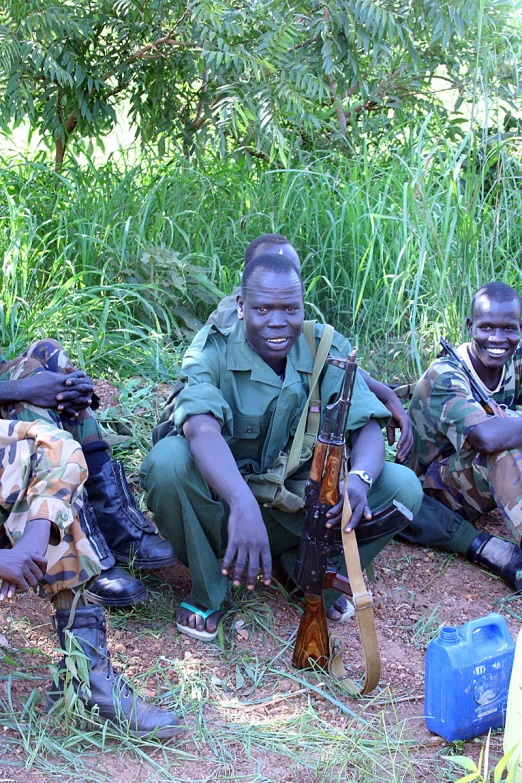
left=439, top=338, right=507, bottom=418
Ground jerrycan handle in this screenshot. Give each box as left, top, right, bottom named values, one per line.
left=462, top=612, right=509, bottom=648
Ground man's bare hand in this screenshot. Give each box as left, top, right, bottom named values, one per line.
left=325, top=476, right=372, bottom=532
left=384, top=402, right=413, bottom=463
left=18, top=371, right=93, bottom=415
left=386, top=410, right=414, bottom=463
left=222, top=498, right=272, bottom=589
left=0, top=549, right=48, bottom=601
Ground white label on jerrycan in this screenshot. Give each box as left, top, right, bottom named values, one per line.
left=504, top=628, right=522, bottom=782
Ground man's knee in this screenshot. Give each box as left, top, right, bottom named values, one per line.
left=394, top=465, right=424, bottom=516
left=140, top=436, right=193, bottom=501
left=373, top=462, right=424, bottom=517
left=23, top=339, right=74, bottom=373
left=0, top=356, right=43, bottom=382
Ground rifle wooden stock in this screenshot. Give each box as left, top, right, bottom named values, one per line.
left=483, top=398, right=507, bottom=418
left=292, top=570, right=353, bottom=670
left=309, top=441, right=329, bottom=483
left=292, top=594, right=329, bottom=669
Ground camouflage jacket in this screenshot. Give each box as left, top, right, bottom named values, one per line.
left=406, top=342, right=522, bottom=480
left=0, top=418, right=87, bottom=543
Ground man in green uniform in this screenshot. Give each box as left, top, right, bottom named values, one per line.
left=141, top=254, right=423, bottom=639
left=0, top=338, right=177, bottom=607
left=209, top=234, right=413, bottom=461
left=403, top=281, right=522, bottom=590
left=0, top=418, right=180, bottom=738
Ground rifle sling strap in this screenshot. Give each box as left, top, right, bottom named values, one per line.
left=285, top=322, right=335, bottom=477
left=327, top=476, right=381, bottom=694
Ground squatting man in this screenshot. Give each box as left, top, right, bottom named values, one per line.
left=0, top=418, right=181, bottom=737
left=140, top=253, right=424, bottom=640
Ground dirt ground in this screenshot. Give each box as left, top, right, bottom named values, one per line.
left=0, top=381, right=520, bottom=783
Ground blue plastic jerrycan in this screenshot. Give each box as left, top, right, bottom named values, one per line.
left=424, top=613, right=515, bottom=742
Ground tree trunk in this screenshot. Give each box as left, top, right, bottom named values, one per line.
left=54, top=111, right=79, bottom=173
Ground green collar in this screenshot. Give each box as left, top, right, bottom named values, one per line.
left=225, top=319, right=315, bottom=385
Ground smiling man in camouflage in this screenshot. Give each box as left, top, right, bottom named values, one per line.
left=403, top=282, right=522, bottom=590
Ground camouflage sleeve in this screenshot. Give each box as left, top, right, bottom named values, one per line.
left=0, top=419, right=87, bottom=544
left=426, top=363, right=490, bottom=454
left=512, top=347, right=522, bottom=406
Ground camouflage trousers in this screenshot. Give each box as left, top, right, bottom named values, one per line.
left=424, top=446, right=522, bottom=546
left=0, top=419, right=100, bottom=596
left=0, top=339, right=103, bottom=445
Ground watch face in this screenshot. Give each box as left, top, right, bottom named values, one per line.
left=352, top=470, right=372, bottom=486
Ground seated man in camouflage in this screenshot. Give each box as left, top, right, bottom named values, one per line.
left=0, top=418, right=180, bottom=738
left=141, top=253, right=423, bottom=640
left=0, top=339, right=176, bottom=607
left=403, top=282, right=522, bottom=590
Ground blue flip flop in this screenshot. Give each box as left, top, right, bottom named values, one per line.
left=176, top=601, right=220, bottom=641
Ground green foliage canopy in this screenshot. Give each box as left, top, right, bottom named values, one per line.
left=1, top=0, right=520, bottom=168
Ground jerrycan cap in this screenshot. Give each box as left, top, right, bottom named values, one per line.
left=439, top=626, right=460, bottom=646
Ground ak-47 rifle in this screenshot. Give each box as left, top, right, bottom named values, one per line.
left=292, top=349, right=412, bottom=687
left=291, top=349, right=358, bottom=671
left=439, top=338, right=507, bottom=418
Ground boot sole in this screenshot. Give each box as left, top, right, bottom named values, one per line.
left=85, top=584, right=147, bottom=607
left=47, top=694, right=184, bottom=739
left=129, top=723, right=185, bottom=739
left=112, top=553, right=179, bottom=570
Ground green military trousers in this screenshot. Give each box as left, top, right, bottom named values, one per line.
left=140, top=435, right=424, bottom=612
left=399, top=493, right=480, bottom=556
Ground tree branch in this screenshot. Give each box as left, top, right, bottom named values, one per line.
left=243, top=147, right=274, bottom=164
left=327, top=76, right=347, bottom=137
left=54, top=110, right=78, bottom=172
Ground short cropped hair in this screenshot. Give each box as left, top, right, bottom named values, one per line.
left=244, top=233, right=291, bottom=265
left=472, top=281, right=522, bottom=316
left=241, top=252, right=303, bottom=293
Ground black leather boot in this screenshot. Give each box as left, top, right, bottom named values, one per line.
left=467, top=532, right=522, bottom=591
left=47, top=605, right=182, bottom=738
left=86, top=460, right=177, bottom=569
left=77, top=499, right=147, bottom=607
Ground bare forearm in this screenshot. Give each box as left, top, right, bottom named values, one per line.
left=184, top=414, right=271, bottom=587
left=14, top=519, right=51, bottom=557
left=365, top=375, right=392, bottom=404
left=467, top=417, right=522, bottom=453
left=183, top=415, right=253, bottom=506
left=350, top=419, right=385, bottom=480
left=0, top=380, right=28, bottom=405
left=365, top=376, right=402, bottom=417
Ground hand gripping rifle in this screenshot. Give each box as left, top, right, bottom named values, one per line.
left=439, top=338, right=507, bottom=418
left=291, top=349, right=413, bottom=694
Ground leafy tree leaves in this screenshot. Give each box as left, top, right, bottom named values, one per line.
left=0, top=0, right=520, bottom=168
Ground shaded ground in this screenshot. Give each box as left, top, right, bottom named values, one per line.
left=0, top=380, right=520, bottom=783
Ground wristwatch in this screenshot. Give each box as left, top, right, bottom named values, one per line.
left=348, top=469, right=373, bottom=489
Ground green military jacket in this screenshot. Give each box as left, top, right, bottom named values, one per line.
left=407, top=342, right=522, bottom=480
left=174, top=319, right=389, bottom=476
left=206, top=288, right=241, bottom=329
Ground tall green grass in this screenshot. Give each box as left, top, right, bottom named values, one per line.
left=1, top=128, right=521, bottom=380
left=1, top=128, right=519, bottom=781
